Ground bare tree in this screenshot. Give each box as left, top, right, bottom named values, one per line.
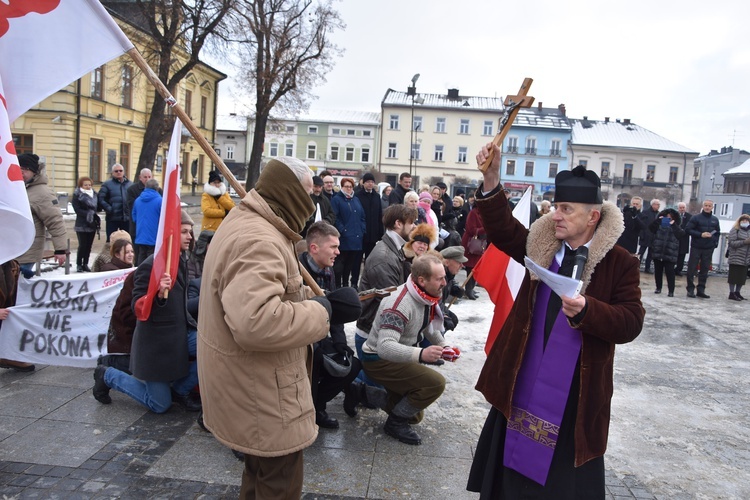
left=104, top=0, right=235, bottom=176
left=233, top=0, right=343, bottom=188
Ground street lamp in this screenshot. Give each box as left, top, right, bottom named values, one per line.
left=407, top=73, right=424, bottom=178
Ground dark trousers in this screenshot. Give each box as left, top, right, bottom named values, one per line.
left=136, top=245, right=155, bottom=266
left=240, top=450, right=304, bottom=500
left=363, top=241, right=377, bottom=261
left=362, top=358, right=445, bottom=419
left=105, top=220, right=129, bottom=242
left=334, top=250, right=362, bottom=289
left=686, top=247, right=713, bottom=293
left=675, top=251, right=688, bottom=274
left=653, top=259, right=676, bottom=293
left=311, top=346, right=361, bottom=412
left=76, top=231, right=96, bottom=268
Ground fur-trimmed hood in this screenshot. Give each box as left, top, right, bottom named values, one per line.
left=204, top=182, right=227, bottom=196
left=526, top=201, right=624, bottom=293
left=403, top=223, right=438, bottom=258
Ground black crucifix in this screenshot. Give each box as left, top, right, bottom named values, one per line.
left=478, top=78, right=535, bottom=173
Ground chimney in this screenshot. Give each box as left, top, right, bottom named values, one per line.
left=538, top=101, right=543, bottom=111
left=623, top=118, right=631, bottom=125
left=616, top=118, right=621, bottom=123
left=583, top=116, right=588, bottom=120
left=558, top=103, right=566, bottom=116
left=721, top=147, right=727, bottom=154
left=447, top=88, right=459, bottom=99
left=604, top=117, right=610, bottom=123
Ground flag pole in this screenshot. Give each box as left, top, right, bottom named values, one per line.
left=125, top=48, right=324, bottom=297
left=163, top=235, right=173, bottom=299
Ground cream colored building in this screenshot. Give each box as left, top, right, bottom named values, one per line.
left=11, top=16, right=225, bottom=194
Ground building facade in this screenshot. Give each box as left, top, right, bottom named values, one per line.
left=215, top=113, right=248, bottom=183
left=10, top=12, right=225, bottom=194
left=569, top=117, right=698, bottom=207
left=692, top=146, right=750, bottom=207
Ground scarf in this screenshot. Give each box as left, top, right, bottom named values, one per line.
left=255, top=159, right=314, bottom=234
left=405, top=275, right=444, bottom=335
left=75, top=187, right=98, bottom=225
left=80, top=188, right=94, bottom=198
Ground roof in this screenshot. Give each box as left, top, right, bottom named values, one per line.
left=295, top=109, right=380, bottom=125
left=381, top=89, right=503, bottom=112
left=723, top=158, right=750, bottom=176
left=513, top=107, right=571, bottom=131
left=216, top=114, right=247, bottom=132
left=570, top=118, right=697, bottom=154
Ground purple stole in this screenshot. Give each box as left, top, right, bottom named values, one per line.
left=503, top=259, right=582, bottom=485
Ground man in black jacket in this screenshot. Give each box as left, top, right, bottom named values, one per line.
left=98, top=163, right=132, bottom=241
left=675, top=202, right=692, bottom=276
left=637, top=198, right=660, bottom=273
left=616, top=197, right=646, bottom=254
left=355, top=172, right=384, bottom=261
left=685, top=200, right=720, bottom=298
left=301, top=175, right=335, bottom=236
left=388, top=172, right=412, bottom=205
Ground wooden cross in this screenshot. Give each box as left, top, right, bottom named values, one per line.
left=478, top=77, right=535, bottom=173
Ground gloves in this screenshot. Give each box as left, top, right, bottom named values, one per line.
left=334, top=342, right=354, bottom=357
left=443, top=309, right=459, bottom=332
left=310, top=296, right=332, bottom=320
left=325, top=287, right=362, bottom=324
left=450, top=284, right=464, bottom=298
left=441, top=346, right=461, bottom=362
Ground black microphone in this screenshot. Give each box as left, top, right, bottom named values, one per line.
left=571, top=246, right=589, bottom=281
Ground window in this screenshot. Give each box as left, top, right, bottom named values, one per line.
left=459, top=119, right=470, bottom=134
left=434, top=145, right=444, bottom=162
left=413, top=116, right=422, bottom=132
left=89, top=138, right=102, bottom=182
left=601, top=161, right=610, bottom=179
left=285, top=143, right=293, bottom=156
left=436, top=117, right=446, bottom=133
left=718, top=203, right=733, bottom=217
left=91, top=65, right=104, bottom=99
left=200, top=96, right=207, bottom=128
left=308, top=126, right=318, bottom=134
left=389, top=115, right=399, bottom=130
left=12, top=134, right=33, bottom=155
left=387, top=142, right=397, bottom=158
left=226, top=144, right=235, bottom=160
left=506, top=160, right=516, bottom=176
left=330, top=145, right=339, bottom=161
left=345, top=146, right=355, bottom=162
left=623, top=163, right=633, bottom=181
left=646, top=165, right=656, bottom=182
left=693, top=166, right=700, bottom=180
left=483, top=120, right=493, bottom=136
left=361, top=147, right=370, bottom=163
left=457, top=147, right=468, bottom=163
left=286, top=125, right=295, bottom=133
left=411, top=143, right=421, bottom=161
left=347, top=129, right=356, bottom=136
left=269, top=142, right=278, bottom=156
left=669, top=166, right=679, bottom=183
left=550, top=139, right=561, bottom=156
left=184, top=89, right=193, bottom=118
left=119, top=143, right=130, bottom=173
left=331, top=128, right=341, bottom=135
left=548, top=162, right=558, bottom=178
left=121, top=65, right=133, bottom=108
left=525, top=137, right=536, bottom=155
left=579, top=159, right=588, bottom=167
left=307, top=144, right=316, bottom=160
left=363, top=130, right=371, bottom=137
left=507, top=137, right=518, bottom=154
left=525, top=161, right=534, bottom=176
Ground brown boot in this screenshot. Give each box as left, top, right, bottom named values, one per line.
left=0, top=359, right=36, bottom=372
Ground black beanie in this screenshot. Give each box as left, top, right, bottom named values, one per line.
left=362, top=172, right=375, bottom=183
left=208, top=170, right=222, bottom=184
left=18, top=154, right=40, bottom=174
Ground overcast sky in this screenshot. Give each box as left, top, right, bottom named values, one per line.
left=216, top=0, right=749, bottom=156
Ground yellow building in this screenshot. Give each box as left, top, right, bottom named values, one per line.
left=10, top=16, right=226, bottom=194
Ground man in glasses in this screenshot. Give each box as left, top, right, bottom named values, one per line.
left=98, top=163, right=132, bottom=242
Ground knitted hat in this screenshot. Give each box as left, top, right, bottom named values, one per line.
left=181, top=210, right=195, bottom=226
left=419, top=191, right=433, bottom=202
left=554, top=165, right=602, bottom=204
left=110, top=229, right=132, bottom=244
left=362, top=172, right=375, bottom=183
left=18, top=153, right=40, bottom=174
left=436, top=182, right=447, bottom=190
left=208, top=170, right=222, bottom=184
left=312, top=175, right=324, bottom=187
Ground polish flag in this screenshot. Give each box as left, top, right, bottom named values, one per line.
left=473, top=187, right=533, bottom=354
left=0, top=0, right=134, bottom=122
left=0, top=77, right=34, bottom=263
left=134, top=119, right=183, bottom=321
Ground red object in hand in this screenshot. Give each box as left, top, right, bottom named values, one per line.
left=441, top=346, right=461, bottom=362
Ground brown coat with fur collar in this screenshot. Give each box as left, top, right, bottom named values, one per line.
left=474, top=187, right=644, bottom=467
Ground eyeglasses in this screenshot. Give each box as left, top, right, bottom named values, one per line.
left=113, top=170, right=124, bottom=173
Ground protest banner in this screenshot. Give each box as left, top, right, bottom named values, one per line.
left=0, top=268, right=133, bottom=368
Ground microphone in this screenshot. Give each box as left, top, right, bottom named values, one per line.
left=571, top=246, right=589, bottom=281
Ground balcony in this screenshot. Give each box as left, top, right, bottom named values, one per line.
left=613, top=176, right=644, bottom=186
left=506, top=146, right=518, bottom=154
left=525, top=148, right=537, bottom=155
left=550, top=149, right=561, bottom=157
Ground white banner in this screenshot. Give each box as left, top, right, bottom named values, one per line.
left=0, top=268, right=134, bottom=368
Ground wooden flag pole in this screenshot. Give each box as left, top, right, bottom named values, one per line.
left=478, top=78, right=535, bottom=173
left=447, top=269, right=475, bottom=309
left=163, top=234, right=173, bottom=300
left=126, top=48, right=324, bottom=297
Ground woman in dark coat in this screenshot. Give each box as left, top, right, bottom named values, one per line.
left=726, top=214, right=750, bottom=300
left=648, top=208, right=684, bottom=297
left=100, top=239, right=134, bottom=272
left=461, top=207, right=486, bottom=300
left=331, top=177, right=366, bottom=288
left=72, top=176, right=100, bottom=272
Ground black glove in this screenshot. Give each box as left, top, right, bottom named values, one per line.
left=325, top=287, right=362, bottom=324
left=310, top=296, right=332, bottom=320
left=334, top=342, right=354, bottom=357
left=450, top=284, right=464, bottom=298
left=444, top=309, right=459, bottom=332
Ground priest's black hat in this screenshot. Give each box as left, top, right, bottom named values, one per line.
left=554, top=165, right=602, bottom=204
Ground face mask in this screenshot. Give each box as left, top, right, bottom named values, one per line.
left=741, top=222, right=750, bottom=229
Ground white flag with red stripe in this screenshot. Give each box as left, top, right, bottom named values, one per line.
left=0, top=76, right=34, bottom=263
left=134, top=119, right=183, bottom=321
left=0, top=0, right=134, bottom=122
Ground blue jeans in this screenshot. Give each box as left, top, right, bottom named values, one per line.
left=354, top=333, right=382, bottom=389
left=19, top=263, right=35, bottom=279
left=104, top=329, right=198, bottom=413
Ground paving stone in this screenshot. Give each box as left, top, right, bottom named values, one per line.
left=54, top=476, right=84, bottom=491
left=79, top=480, right=106, bottom=492
left=9, top=473, right=38, bottom=487
left=0, top=383, right=83, bottom=419
left=0, top=415, right=37, bottom=441
left=24, top=464, right=54, bottom=476
left=30, top=475, right=60, bottom=488
left=47, top=465, right=75, bottom=477
left=2, top=461, right=31, bottom=473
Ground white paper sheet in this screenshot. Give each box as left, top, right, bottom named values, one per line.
left=524, top=256, right=583, bottom=298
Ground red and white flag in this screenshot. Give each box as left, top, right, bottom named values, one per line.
left=0, top=76, right=34, bottom=263
left=134, top=119, right=183, bottom=321
left=0, top=0, right=134, bottom=122
left=474, top=187, right=533, bottom=354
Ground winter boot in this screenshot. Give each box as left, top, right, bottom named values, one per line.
left=729, top=292, right=740, bottom=301
left=344, top=379, right=368, bottom=417
left=384, top=399, right=422, bottom=445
